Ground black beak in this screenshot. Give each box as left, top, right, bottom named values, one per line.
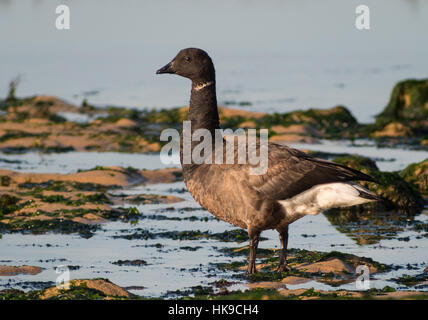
left=156, top=62, right=175, bottom=74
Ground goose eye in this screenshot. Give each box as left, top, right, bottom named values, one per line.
left=185, top=56, right=191, bottom=62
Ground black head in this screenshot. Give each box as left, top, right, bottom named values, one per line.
left=156, top=48, right=215, bottom=83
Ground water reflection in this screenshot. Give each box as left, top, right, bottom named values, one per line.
left=324, top=207, right=427, bottom=245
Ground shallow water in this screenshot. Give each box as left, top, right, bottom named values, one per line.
left=0, top=151, right=176, bottom=173
left=1, top=139, right=426, bottom=174
left=1, top=0, right=428, bottom=123
left=0, top=142, right=427, bottom=297
left=56, top=111, right=108, bottom=124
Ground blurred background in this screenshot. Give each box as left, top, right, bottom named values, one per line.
left=1, top=0, right=428, bottom=123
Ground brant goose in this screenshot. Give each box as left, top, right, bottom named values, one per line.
left=156, top=48, right=379, bottom=274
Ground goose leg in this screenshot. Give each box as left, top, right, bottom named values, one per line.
left=246, top=230, right=260, bottom=274
left=277, top=226, right=289, bottom=272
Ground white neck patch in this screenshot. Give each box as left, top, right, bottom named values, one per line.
left=193, top=81, right=214, bottom=91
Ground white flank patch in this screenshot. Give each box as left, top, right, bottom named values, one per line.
left=279, top=182, right=376, bottom=223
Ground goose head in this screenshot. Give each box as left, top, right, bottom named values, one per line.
left=156, top=48, right=215, bottom=83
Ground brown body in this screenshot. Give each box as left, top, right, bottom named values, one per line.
left=183, top=157, right=284, bottom=231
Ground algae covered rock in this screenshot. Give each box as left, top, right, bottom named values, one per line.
left=0, top=278, right=134, bottom=300
left=256, top=105, right=359, bottom=140
left=372, top=121, right=413, bottom=138
left=178, top=105, right=359, bottom=141
left=332, top=155, right=424, bottom=213
left=40, top=279, right=132, bottom=299
left=0, top=194, right=20, bottom=217
left=377, top=79, right=428, bottom=122
left=0, top=166, right=183, bottom=236
left=371, top=79, right=428, bottom=143
left=216, top=246, right=390, bottom=286
left=400, top=158, right=428, bottom=196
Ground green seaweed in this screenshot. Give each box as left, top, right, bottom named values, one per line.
left=0, top=194, right=21, bottom=216
left=113, top=228, right=259, bottom=242
left=2, top=218, right=99, bottom=238
left=111, top=259, right=147, bottom=267
left=332, top=155, right=424, bottom=213
left=377, top=79, right=428, bottom=121
left=400, top=158, right=428, bottom=195
left=254, top=106, right=359, bottom=139
left=394, top=273, right=428, bottom=286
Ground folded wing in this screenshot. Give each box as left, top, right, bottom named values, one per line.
left=246, top=143, right=376, bottom=201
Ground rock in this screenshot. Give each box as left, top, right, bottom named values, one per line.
left=0, top=166, right=183, bottom=235
left=115, top=118, right=138, bottom=128
left=180, top=105, right=358, bottom=140
left=40, top=279, right=131, bottom=299
left=82, top=213, right=108, bottom=222
left=269, top=134, right=319, bottom=144
left=271, top=124, right=321, bottom=137
left=247, top=281, right=287, bottom=290
left=372, top=121, right=413, bottom=138
left=377, top=79, right=428, bottom=122
left=333, top=155, right=379, bottom=171
left=277, top=288, right=308, bottom=297
left=238, top=120, right=257, bottom=129
left=139, top=168, right=182, bottom=184
left=179, top=106, right=266, bottom=124
left=0, top=265, right=42, bottom=276
left=247, top=276, right=313, bottom=289
left=111, top=259, right=147, bottom=266
left=268, top=124, right=322, bottom=143
left=257, top=105, right=359, bottom=140
left=218, top=107, right=266, bottom=120
left=72, top=216, right=107, bottom=225
left=333, top=155, right=425, bottom=213
left=400, top=158, right=428, bottom=195
left=296, top=257, right=354, bottom=274
left=372, top=79, right=428, bottom=144
left=1, top=166, right=181, bottom=188
left=281, top=276, right=312, bottom=285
